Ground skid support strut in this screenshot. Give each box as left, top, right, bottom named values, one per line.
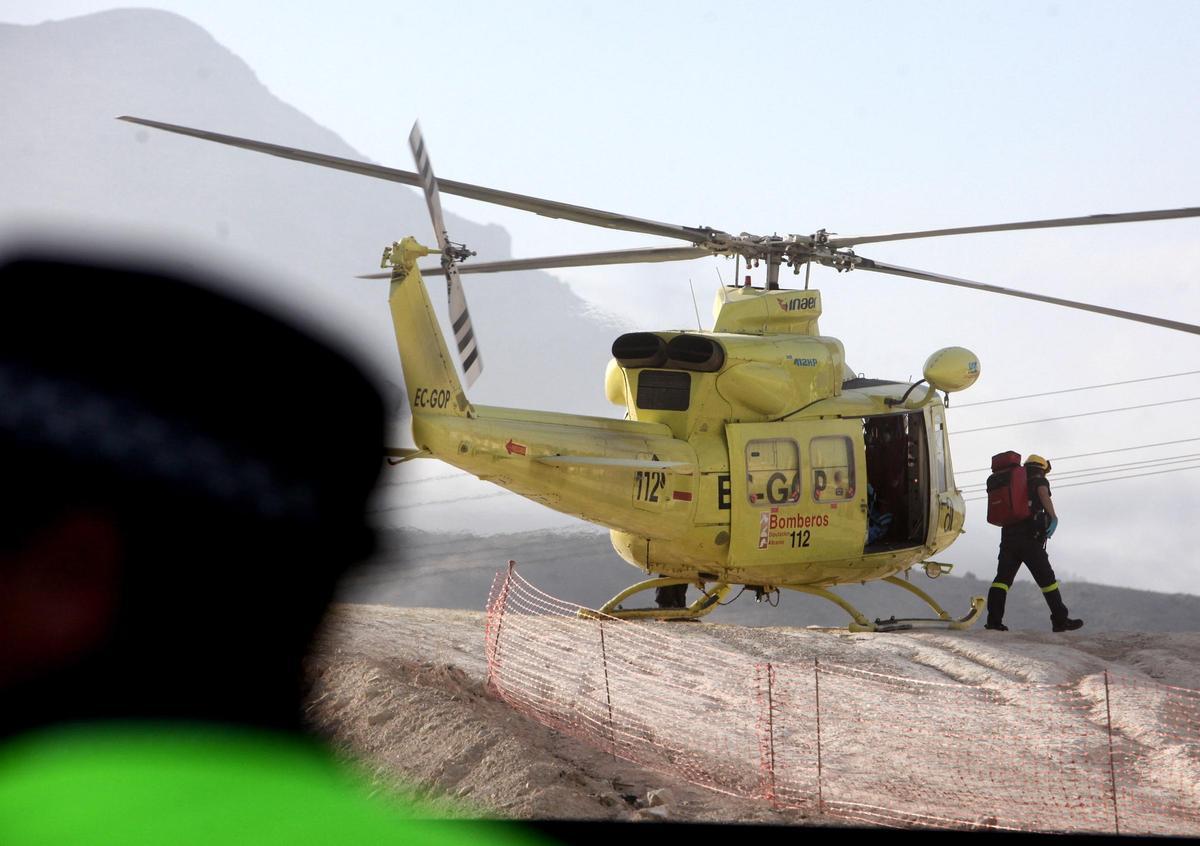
left=587, top=577, right=731, bottom=621
left=882, top=575, right=952, bottom=619
left=780, top=585, right=875, bottom=631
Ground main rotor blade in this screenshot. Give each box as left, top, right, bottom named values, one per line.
left=827, top=207, right=1200, bottom=248
left=853, top=257, right=1200, bottom=336
left=356, top=246, right=712, bottom=279
left=117, top=116, right=714, bottom=244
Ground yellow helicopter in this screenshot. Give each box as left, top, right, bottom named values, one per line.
left=119, top=116, right=1200, bottom=632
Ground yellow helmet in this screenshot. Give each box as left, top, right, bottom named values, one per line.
left=1025, top=454, right=1052, bottom=473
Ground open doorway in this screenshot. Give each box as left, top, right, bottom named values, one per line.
left=863, top=411, right=929, bottom=552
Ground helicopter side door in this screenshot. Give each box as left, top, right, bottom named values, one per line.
left=727, top=420, right=868, bottom=571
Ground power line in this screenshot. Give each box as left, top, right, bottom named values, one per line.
left=963, top=462, right=1196, bottom=492
left=953, top=370, right=1200, bottom=408
left=368, top=490, right=512, bottom=513
left=1034, top=459, right=1200, bottom=485
left=962, top=463, right=1200, bottom=501
left=959, top=451, right=1200, bottom=490
left=956, top=436, right=1200, bottom=473
left=953, top=396, right=1200, bottom=435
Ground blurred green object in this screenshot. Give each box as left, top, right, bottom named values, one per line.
left=0, top=723, right=546, bottom=845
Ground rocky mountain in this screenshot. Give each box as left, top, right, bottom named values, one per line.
left=341, top=529, right=1200, bottom=633
left=0, top=9, right=625, bottom=422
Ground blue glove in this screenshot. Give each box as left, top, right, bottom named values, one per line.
left=1046, top=517, right=1058, bottom=539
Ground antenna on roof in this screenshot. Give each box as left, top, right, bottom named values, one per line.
left=688, top=279, right=703, bottom=331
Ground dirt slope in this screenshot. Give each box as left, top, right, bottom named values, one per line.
left=306, top=606, right=820, bottom=824
left=305, top=604, right=1200, bottom=824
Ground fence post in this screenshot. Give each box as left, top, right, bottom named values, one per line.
left=755, top=662, right=778, bottom=807
left=1104, top=670, right=1121, bottom=835
left=815, top=657, right=824, bottom=816
left=599, top=621, right=616, bottom=756
left=485, top=560, right=516, bottom=695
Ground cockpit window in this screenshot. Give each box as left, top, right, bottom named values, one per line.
left=811, top=435, right=856, bottom=502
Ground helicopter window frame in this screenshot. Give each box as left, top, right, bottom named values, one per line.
left=744, top=438, right=802, bottom=508
left=811, top=435, right=857, bottom=503
left=931, top=410, right=949, bottom=493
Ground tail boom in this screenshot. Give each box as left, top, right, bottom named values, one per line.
left=386, top=239, right=473, bottom=418
left=410, top=407, right=697, bottom=540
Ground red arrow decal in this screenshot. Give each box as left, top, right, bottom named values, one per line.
left=505, top=439, right=527, bottom=456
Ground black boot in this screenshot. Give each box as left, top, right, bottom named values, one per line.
left=654, top=582, right=687, bottom=609
left=1043, top=586, right=1081, bottom=632
left=986, top=584, right=1009, bottom=631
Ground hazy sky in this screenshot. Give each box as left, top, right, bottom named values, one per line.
left=4, top=1, right=1199, bottom=594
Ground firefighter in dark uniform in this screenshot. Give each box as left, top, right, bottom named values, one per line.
left=655, top=580, right=688, bottom=609
left=985, top=455, right=1084, bottom=632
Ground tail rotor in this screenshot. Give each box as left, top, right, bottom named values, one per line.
left=408, top=121, right=483, bottom=385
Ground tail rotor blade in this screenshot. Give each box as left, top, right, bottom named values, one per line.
left=448, top=263, right=483, bottom=384
left=408, top=122, right=449, bottom=253
left=408, top=121, right=483, bottom=386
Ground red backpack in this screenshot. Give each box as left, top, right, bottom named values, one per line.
left=986, top=451, right=1031, bottom=527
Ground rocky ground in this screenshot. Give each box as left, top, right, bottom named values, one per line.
left=305, top=604, right=1200, bottom=826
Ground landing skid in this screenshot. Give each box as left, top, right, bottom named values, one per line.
left=783, top=576, right=985, bottom=632
left=584, top=571, right=985, bottom=632
left=871, top=575, right=986, bottom=632
left=585, top=577, right=731, bottom=621
left=869, top=599, right=987, bottom=632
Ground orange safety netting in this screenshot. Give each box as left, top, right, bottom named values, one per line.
left=484, top=566, right=1199, bottom=834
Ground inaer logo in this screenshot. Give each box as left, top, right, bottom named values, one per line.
left=777, top=296, right=817, bottom=312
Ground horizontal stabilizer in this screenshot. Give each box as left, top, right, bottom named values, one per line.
left=385, top=447, right=429, bottom=465
left=535, top=455, right=693, bottom=473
